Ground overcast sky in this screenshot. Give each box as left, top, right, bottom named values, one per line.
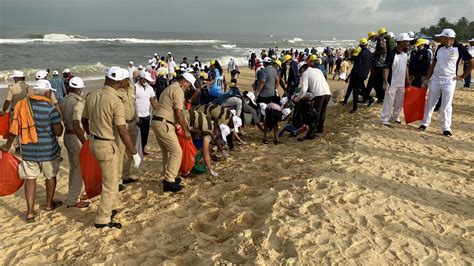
left=1, top=0, right=473, bottom=39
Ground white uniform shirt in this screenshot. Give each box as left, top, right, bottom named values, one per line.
left=432, top=43, right=472, bottom=82
left=135, top=82, right=156, bottom=117
left=299, top=67, right=331, bottom=98
left=390, top=52, right=409, bottom=87
left=168, top=61, right=177, bottom=74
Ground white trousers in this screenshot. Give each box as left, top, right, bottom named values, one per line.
left=421, top=80, right=455, bottom=131
left=380, top=86, right=405, bottom=124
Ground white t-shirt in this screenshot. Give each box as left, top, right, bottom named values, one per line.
left=432, top=43, right=472, bottom=81
left=168, top=61, right=177, bottom=74
left=468, top=46, right=474, bottom=57
left=368, top=39, right=377, bottom=53
left=299, top=67, right=331, bottom=98
left=390, top=53, right=408, bottom=87
left=135, top=82, right=156, bottom=117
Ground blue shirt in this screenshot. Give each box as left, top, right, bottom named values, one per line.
left=49, top=77, right=66, bottom=102
left=21, top=99, right=62, bottom=162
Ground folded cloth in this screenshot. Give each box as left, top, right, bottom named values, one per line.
left=9, top=95, right=51, bottom=144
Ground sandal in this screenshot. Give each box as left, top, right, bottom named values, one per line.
left=67, top=201, right=90, bottom=208
left=262, top=140, right=269, bottom=144
left=45, top=200, right=63, bottom=212
left=26, top=213, right=36, bottom=223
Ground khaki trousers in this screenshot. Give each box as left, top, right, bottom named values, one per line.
left=64, top=134, right=83, bottom=205
left=90, top=139, right=120, bottom=224
left=151, top=120, right=181, bottom=183
left=122, top=123, right=138, bottom=179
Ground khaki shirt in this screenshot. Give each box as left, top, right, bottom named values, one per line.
left=118, top=85, right=137, bottom=122
left=61, top=93, right=84, bottom=130
left=82, top=86, right=126, bottom=140
left=6, top=81, right=30, bottom=110
left=152, top=82, right=184, bottom=124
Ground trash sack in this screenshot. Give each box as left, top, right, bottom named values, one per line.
left=191, top=150, right=208, bottom=174
left=79, top=140, right=102, bottom=199
left=135, top=128, right=144, bottom=160
left=176, top=127, right=198, bottom=174
left=403, top=86, right=427, bottom=124
left=0, top=151, right=23, bottom=196
left=0, top=113, right=10, bottom=139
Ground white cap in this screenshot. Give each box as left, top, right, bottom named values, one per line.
left=33, top=80, right=56, bottom=91
left=154, top=53, right=158, bottom=56
left=388, top=32, right=395, bottom=38
left=140, top=71, right=155, bottom=83
left=129, top=61, right=134, bottom=65
left=107, top=66, right=129, bottom=81
left=182, top=72, right=196, bottom=90
left=280, top=96, right=288, bottom=107
left=35, top=70, right=48, bottom=80
left=246, top=91, right=257, bottom=105
left=180, top=63, right=188, bottom=68
left=396, top=33, right=414, bottom=42
left=168, top=52, right=172, bottom=55
left=219, top=124, right=231, bottom=142
left=52, top=70, right=59, bottom=76
left=185, top=67, right=194, bottom=73
left=297, top=61, right=307, bottom=71
left=469, top=38, right=474, bottom=42
left=281, top=108, right=292, bottom=120
left=408, top=31, right=415, bottom=38
left=435, top=29, right=456, bottom=38
left=259, top=103, right=267, bottom=116
left=151, top=63, right=157, bottom=68
left=69, top=77, right=85, bottom=89
left=63, top=68, right=71, bottom=74
left=263, top=57, right=272, bottom=63
left=232, top=116, right=242, bottom=133
left=138, top=65, right=144, bottom=69
left=10, top=70, right=25, bottom=78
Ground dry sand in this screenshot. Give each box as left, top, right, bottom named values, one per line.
left=0, top=68, right=473, bottom=264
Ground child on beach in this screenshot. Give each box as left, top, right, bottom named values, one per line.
left=278, top=108, right=309, bottom=137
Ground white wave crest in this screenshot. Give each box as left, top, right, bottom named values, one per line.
left=210, top=56, right=248, bottom=68
left=221, top=44, right=237, bottom=49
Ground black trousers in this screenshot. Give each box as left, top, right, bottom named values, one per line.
left=306, top=95, right=331, bottom=138
left=344, top=76, right=365, bottom=111
left=139, top=116, right=151, bottom=152
left=372, top=66, right=385, bottom=102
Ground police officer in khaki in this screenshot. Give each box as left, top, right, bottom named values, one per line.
left=151, top=73, right=195, bottom=192
left=0, top=70, right=31, bottom=153
left=117, top=82, right=139, bottom=191
left=82, top=67, right=141, bottom=229
left=61, top=77, right=90, bottom=208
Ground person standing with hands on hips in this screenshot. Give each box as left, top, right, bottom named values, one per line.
left=419, top=29, right=473, bottom=137
left=81, top=67, right=141, bottom=229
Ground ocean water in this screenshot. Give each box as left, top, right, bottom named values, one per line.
left=0, top=27, right=356, bottom=88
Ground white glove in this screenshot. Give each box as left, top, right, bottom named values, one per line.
left=210, top=169, right=219, bottom=177
left=132, top=153, right=141, bottom=168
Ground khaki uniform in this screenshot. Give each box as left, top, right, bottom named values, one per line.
left=61, top=93, right=85, bottom=205
left=117, top=85, right=138, bottom=180
left=82, top=86, right=126, bottom=224
left=151, top=83, right=184, bottom=182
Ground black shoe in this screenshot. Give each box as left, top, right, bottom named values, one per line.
left=394, top=120, right=402, bottom=124
left=349, top=110, right=356, bottom=113
left=383, top=124, right=391, bottom=128
left=175, top=177, right=182, bottom=184
left=122, top=178, right=137, bottom=184
left=367, top=97, right=375, bottom=107
left=419, top=125, right=427, bottom=131
left=443, top=131, right=452, bottom=137
left=111, top=209, right=118, bottom=219
left=163, top=180, right=183, bottom=193
left=95, top=222, right=122, bottom=229
left=118, top=184, right=125, bottom=192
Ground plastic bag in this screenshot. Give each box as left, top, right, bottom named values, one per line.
left=191, top=150, right=208, bottom=174
left=0, top=151, right=23, bottom=196
left=176, top=127, right=198, bottom=174
left=403, top=86, right=427, bottom=124
left=135, top=128, right=144, bottom=160
left=0, top=113, right=10, bottom=139
left=79, top=140, right=102, bottom=199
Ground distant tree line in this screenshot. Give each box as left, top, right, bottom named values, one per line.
left=419, top=17, right=473, bottom=41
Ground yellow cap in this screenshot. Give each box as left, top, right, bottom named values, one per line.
left=378, top=28, right=387, bottom=35
left=274, top=59, right=282, bottom=67
left=308, top=54, right=318, bottom=61
left=174, top=66, right=180, bottom=71
left=367, top=31, right=377, bottom=38
left=415, top=38, right=427, bottom=47
left=159, top=71, right=166, bottom=76
left=359, top=38, right=368, bottom=45
left=230, top=82, right=236, bottom=87
left=172, top=72, right=177, bottom=77
left=282, top=54, right=292, bottom=63
left=210, top=60, right=216, bottom=66
left=353, top=47, right=362, bottom=56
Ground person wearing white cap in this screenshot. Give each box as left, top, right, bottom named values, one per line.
left=1, top=79, right=64, bottom=222
left=150, top=73, right=195, bottom=193
left=81, top=66, right=141, bottom=228
left=60, top=77, right=89, bottom=209
left=127, top=61, right=136, bottom=82
left=256, top=56, right=280, bottom=104
left=463, top=38, right=474, bottom=90
left=167, top=56, right=177, bottom=82
left=49, top=70, right=67, bottom=103
left=35, top=70, right=61, bottom=115
left=380, top=33, right=413, bottom=126
left=241, top=91, right=265, bottom=132
left=419, top=29, right=473, bottom=137
left=135, top=71, right=158, bottom=156
left=62, top=68, right=73, bottom=92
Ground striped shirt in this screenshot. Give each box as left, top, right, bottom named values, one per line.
left=49, top=77, right=66, bottom=102
left=184, top=110, right=215, bottom=136
left=21, top=99, right=62, bottom=162
left=197, top=104, right=233, bottom=125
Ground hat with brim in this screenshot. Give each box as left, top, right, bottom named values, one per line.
left=469, top=38, right=474, bottom=42
left=281, top=108, right=292, bottom=120
left=10, top=70, right=25, bottom=78
left=246, top=91, right=257, bottom=105
left=435, top=29, right=456, bottom=38
left=396, top=33, right=414, bottom=42
left=182, top=73, right=196, bottom=90
left=140, top=72, right=155, bottom=83
left=232, top=116, right=242, bottom=133
left=219, top=124, right=231, bottom=142
left=33, top=80, right=56, bottom=91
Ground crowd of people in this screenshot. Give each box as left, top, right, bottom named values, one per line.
left=0, top=28, right=472, bottom=229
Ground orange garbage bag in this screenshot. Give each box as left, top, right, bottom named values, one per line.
left=79, top=140, right=102, bottom=198
left=0, top=113, right=10, bottom=139
left=403, top=86, right=427, bottom=124
left=176, top=127, right=198, bottom=174
left=0, top=152, right=23, bottom=196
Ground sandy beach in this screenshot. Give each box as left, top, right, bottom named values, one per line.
left=0, top=67, right=473, bottom=264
